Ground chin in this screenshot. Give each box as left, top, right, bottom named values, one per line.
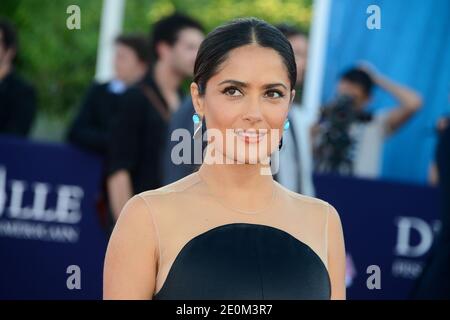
left=208, top=138, right=274, bottom=165
left=233, top=149, right=271, bottom=165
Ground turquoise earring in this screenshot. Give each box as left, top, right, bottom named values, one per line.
left=192, top=113, right=203, bottom=139
left=192, top=113, right=201, bottom=124
left=279, top=119, right=290, bottom=150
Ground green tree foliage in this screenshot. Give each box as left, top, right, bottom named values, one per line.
left=2, top=0, right=102, bottom=118
left=1, top=0, right=312, bottom=139
left=124, top=0, right=312, bottom=34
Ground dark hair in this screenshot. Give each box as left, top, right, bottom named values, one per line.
left=194, top=17, right=297, bottom=95
left=0, top=18, right=17, bottom=52
left=340, top=68, right=374, bottom=97
left=150, top=12, right=204, bottom=61
left=115, top=34, right=150, bottom=64
left=275, top=23, right=307, bottom=39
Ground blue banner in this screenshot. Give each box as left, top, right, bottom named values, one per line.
left=0, top=136, right=108, bottom=299
left=314, top=174, right=441, bottom=299
left=0, top=137, right=441, bottom=299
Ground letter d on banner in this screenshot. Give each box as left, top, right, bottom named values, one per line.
left=394, top=217, right=433, bottom=258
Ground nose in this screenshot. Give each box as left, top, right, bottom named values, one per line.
left=242, top=95, right=263, bottom=124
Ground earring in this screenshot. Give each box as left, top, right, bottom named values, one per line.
left=283, top=119, right=290, bottom=131
left=278, top=119, right=289, bottom=150
left=192, top=113, right=202, bottom=139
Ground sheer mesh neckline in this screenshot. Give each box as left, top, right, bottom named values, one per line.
left=195, top=170, right=278, bottom=215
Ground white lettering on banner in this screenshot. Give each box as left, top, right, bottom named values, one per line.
left=0, top=166, right=84, bottom=243
left=391, top=259, right=423, bottom=279
left=392, top=216, right=440, bottom=279
left=66, top=5, right=81, bottom=30
left=394, top=216, right=440, bottom=258
left=0, top=221, right=79, bottom=242
left=8, top=180, right=26, bottom=218
left=0, top=167, right=5, bottom=213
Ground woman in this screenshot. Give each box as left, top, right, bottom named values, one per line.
left=103, top=17, right=346, bottom=300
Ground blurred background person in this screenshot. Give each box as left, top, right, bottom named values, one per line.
left=0, top=18, right=36, bottom=137
left=66, top=33, right=150, bottom=231
left=313, top=64, right=423, bottom=178
left=161, top=95, right=206, bottom=185
left=66, top=34, right=150, bottom=156
left=106, top=13, right=204, bottom=226
left=428, top=116, right=450, bottom=186
left=271, top=23, right=315, bottom=196
left=412, top=113, right=450, bottom=299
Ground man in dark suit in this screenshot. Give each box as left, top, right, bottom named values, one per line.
left=0, top=19, right=36, bottom=137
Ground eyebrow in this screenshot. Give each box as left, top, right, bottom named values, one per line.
left=218, top=80, right=288, bottom=90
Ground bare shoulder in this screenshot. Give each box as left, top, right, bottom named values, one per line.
left=137, top=172, right=204, bottom=214
left=139, top=171, right=202, bottom=199
left=105, top=194, right=157, bottom=265
left=113, top=195, right=153, bottom=231
left=103, top=195, right=158, bottom=299
left=276, top=182, right=333, bottom=216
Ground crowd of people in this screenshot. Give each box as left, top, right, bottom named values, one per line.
left=1, top=14, right=449, bottom=298
left=1, top=13, right=446, bottom=227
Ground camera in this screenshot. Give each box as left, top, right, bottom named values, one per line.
left=314, top=94, right=371, bottom=175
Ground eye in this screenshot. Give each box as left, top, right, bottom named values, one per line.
left=265, top=90, right=284, bottom=99
left=222, top=86, right=243, bottom=97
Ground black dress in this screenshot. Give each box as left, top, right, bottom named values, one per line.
left=134, top=171, right=339, bottom=300
left=153, top=223, right=330, bottom=300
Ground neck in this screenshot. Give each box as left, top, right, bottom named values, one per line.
left=0, top=62, right=12, bottom=81
left=197, top=144, right=275, bottom=211
left=153, top=60, right=183, bottom=95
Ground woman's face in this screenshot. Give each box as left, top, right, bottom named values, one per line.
left=191, top=44, right=295, bottom=165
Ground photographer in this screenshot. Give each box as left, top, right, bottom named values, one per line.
left=313, top=65, right=422, bottom=178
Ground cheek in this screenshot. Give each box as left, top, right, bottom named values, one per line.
left=127, top=55, right=140, bottom=67
left=115, top=59, right=125, bottom=73
left=128, top=59, right=140, bottom=71
left=265, top=109, right=287, bottom=148
left=265, top=105, right=288, bottom=127
left=174, top=47, right=190, bottom=64
left=204, top=96, right=239, bottom=130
